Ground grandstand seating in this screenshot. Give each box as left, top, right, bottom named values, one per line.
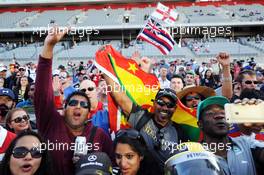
left=0, top=3, right=263, bottom=28
left=187, top=39, right=258, bottom=57
left=246, top=41, right=264, bottom=52
left=222, top=4, right=264, bottom=22
left=0, top=45, right=63, bottom=60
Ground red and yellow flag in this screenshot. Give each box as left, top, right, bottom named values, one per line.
left=95, top=45, right=159, bottom=131
left=95, top=45, right=201, bottom=141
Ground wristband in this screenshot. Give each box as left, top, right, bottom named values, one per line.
left=222, top=76, right=232, bottom=81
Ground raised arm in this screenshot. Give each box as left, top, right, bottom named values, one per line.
left=217, top=52, right=232, bottom=99
left=102, top=74, right=133, bottom=117
left=34, top=27, right=68, bottom=133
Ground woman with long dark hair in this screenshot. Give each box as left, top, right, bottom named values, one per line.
left=201, top=69, right=217, bottom=88
left=113, top=129, right=161, bottom=175
left=0, top=130, right=53, bottom=175
left=13, top=76, right=30, bottom=103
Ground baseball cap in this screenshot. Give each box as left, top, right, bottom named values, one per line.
left=197, top=96, right=229, bottom=120
left=0, top=65, right=7, bottom=72
left=155, top=88, right=177, bottom=103
left=75, top=152, right=112, bottom=175
left=0, top=88, right=15, bottom=100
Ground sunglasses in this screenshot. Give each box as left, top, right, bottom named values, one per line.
left=244, top=80, right=258, bottom=85
left=68, top=99, right=89, bottom=109
left=11, top=115, right=29, bottom=123
left=116, top=129, right=141, bottom=140
left=19, top=69, right=25, bottom=71
left=156, top=99, right=175, bottom=108
left=185, top=95, right=201, bottom=102
left=59, top=76, right=66, bottom=80
left=12, top=146, right=42, bottom=159
left=80, top=87, right=95, bottom=93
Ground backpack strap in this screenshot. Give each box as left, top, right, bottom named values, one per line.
left=87, top=126, right=97, bottom=153
left=135, top=112, right=151, bottom=131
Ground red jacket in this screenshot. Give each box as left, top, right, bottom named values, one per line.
left=35, top=56, right=114, bottom=175
left=0, top=126, right=16, bottom=161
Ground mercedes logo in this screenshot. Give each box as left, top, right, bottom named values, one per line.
left=88, top=155, right=97, bottom=161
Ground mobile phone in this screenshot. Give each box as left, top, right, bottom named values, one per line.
left=225, top=103, right=264, bottom=123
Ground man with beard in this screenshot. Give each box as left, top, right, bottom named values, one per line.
left=197, top=96, right=264, bottom=175
left=0, top=88, right=16, bottom=162
left=0, top=88, right=16, bottom=127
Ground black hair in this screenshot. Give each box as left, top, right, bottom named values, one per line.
left=239, top=88, right=264, bottom=100
left=236, top=70, right=256, bottom=83
left=171, top=74, right=185, bottom=87
left=181, top=93, right=205, bottom=106
left=0, top=130, right=54, bottom=175
left=114, top=130, right=162, bottom=175
left=64, top=91, right=91, bottom=111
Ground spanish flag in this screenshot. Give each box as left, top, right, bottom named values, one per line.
left=95, top=45, right=159, bottom=132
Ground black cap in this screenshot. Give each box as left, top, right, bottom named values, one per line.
left=75, top=152, right=112, bottom=175
left=155, top=88, right=177, bottom=103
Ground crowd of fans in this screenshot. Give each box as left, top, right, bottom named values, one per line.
left=0, top=28, right=263, bottom=175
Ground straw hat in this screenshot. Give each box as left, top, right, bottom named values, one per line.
left=177, top=85, right=216, bottom=100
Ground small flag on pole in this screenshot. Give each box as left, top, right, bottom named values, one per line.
left=137, top=18, right=175, bottom=55
left=151, top=2, right=179, bottom=25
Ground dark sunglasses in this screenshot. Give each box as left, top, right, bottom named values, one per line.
left=80, top=87, right=95, bottom=93
left=11, top=115, right=29, bottom=123
left=185, top=95, right=201, bottom=102
left=12, top=146, right=42, bottom=159
left=156, top=99, right=175, bottom=108
left=116, top=129, right=141, bottom=140
left=68, top=99, right=89, bottom=109
left=59, top=76, right=66, bottom=80
left=244, top=80, right=258, bottom=85
left=19, top=68, right=25, bottom=71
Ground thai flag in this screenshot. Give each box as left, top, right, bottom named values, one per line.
left=151, top=2, right=179, bottom=25
left=137, top=18, right=175, bottom=55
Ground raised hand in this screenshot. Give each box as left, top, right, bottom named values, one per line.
left=217, top=52, right=230, bottom=67
left=44, top=26, right=69, bottom=47
left=41, top=26, right=69, bottom=59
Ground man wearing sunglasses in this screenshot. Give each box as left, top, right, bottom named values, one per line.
left=79, top=80, right=104, bottom=119
left=231, top=70, right=258, bottom=102
left=35, top=27, right=113, bottom=175
left=177, top=86, right=216, bottom=109
left=104, top=69, right=190, bottom=172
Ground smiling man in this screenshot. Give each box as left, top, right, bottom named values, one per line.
left=103, top=71, right=189, bottom=173
left=34, top=27, right=113, bottom=175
